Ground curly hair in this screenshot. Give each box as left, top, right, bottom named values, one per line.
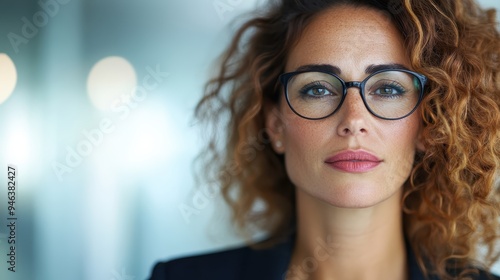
left=194, top=0, right=500, bottom=279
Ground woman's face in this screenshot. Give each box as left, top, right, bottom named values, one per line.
left=267, top=5, right=425, bottom=208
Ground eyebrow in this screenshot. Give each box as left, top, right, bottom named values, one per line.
left=295, top=64, right=341, bottom=75
left=293, top=63, right=410, bottom=75
left=365, top=63, right=410, bottom=73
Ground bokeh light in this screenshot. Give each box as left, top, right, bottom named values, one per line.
left=0, top=53, right=17, bottom=105
left=87, top=56, right=137, bottom=110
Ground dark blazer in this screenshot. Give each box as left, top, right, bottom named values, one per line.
left=148, top=236, right=500, bottom=280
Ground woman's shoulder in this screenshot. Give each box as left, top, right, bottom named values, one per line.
left=148, top=245, right=249, bottom=280
left=148, top=238, right=292, bottom=280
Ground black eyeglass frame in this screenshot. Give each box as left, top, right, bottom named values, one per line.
left=278, top=69, right=428, bottom=120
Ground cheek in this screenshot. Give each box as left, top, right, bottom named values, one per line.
left=280, top=112, right=324, bottom=181
left=280, top=104, right=332, bottom=157
left=384, top=116, right=421, bottom=178
left=397, top=114, right=421, bottom=150
left=282, top=116, right=319, bottom=160
left=279, top=99, right=332, bottom=144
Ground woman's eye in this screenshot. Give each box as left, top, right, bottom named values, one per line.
left=372, top=83, right=406, bottom=97
left=375, top=87, right=401, bottom=95
left=298, top=82, right=336, bottom=98
left=306, top=87, right=331, bottom=96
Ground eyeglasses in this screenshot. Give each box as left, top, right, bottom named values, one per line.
left=279, top=69, right=427, bottom=120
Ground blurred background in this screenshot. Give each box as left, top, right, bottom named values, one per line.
left=0, top=0, right=499, bottom=279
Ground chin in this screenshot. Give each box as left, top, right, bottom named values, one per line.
left=311, top=183, right=402, bottom=209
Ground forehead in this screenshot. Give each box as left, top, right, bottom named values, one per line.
left=285, top=5, right=409, bottom=75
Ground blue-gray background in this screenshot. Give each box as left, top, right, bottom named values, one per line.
left=0, top=1, right=498, bottom=279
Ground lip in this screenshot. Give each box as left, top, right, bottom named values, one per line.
left=325, top=150, right=382, bottom=173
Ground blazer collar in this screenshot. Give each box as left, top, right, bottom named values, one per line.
left=240, top=233, right=432, bottom=280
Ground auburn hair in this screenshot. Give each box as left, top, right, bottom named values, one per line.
left=195, top=0, right=500, bottom=279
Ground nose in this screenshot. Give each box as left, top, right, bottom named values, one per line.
left=336, top=87, right=370, bottom=136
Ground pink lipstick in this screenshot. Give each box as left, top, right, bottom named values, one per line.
left=325, top=150, right=382, bottom=173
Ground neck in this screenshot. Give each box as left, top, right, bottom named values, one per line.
left=287, top=188, right=407, bottom=280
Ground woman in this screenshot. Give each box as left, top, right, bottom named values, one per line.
left=150, top=0, right=500, bottom=279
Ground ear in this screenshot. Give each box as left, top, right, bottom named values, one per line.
left=265, top=105, right=286, bottom=154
